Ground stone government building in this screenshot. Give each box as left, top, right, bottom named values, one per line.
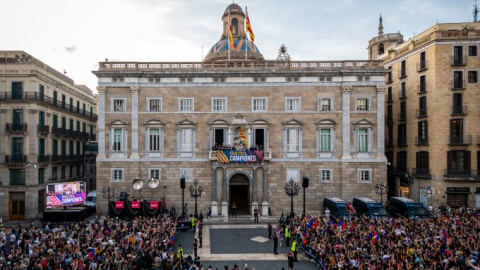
left=93, top=4, right=388, bottom=217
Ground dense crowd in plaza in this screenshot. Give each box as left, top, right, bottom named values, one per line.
left=0, top=215, right=186, bottom=270
left=279, top=207, right=480, bottom=269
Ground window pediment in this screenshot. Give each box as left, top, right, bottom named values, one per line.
left=209, top=119, right=230, bottom=126
left=109, top=119, right=128, bottom=126
left=282, top=119, right=303, bottom=127
left=315, top=119, right=337, bottom=126
left=176, top=119, right=196, bottom=126
left=144, top=119, right=165, bottom=126
left=250, top=119, right=270, bottom=126
left=353, top=118, right=374, bottom=127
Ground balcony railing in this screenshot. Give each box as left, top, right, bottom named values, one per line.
left=208, top=150, right=271, bottom=161
left=412, top=168, right=431, bottom=179
left=5, top=155, right=27, bottom=164
left=417, top=83, right=427, bottom=93
left=452, top=56, right=467, bottom=66
left=452, top=105, right=467, bottom=115
left=444, top=169, right=479, bottom=179
left=452, top=80, right=466, bottom=90
left=397, top=138, right=408, bottom=146
left=416, top=136, right=429, bottom=146
left=51, top=155, right=66, bottom=163
left=0, top=92, right=97, bottom=120
left=416, top=108, right=428, bottom=118
left=37, top=124, right=50, bottom=135
left=449, top=135, right=472, bottom=145
left=417, top=61, right=427, bottom=71
left=390, top=166, right=408, bottom=176
left=38, top=155, right=51, bottom=163
left=6, top=123, right=27, bottom=133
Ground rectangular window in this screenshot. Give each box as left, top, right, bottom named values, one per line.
left=319, top=98, right=331, bottom=111
left=387, top=87, right=393, bottom=101
left=398, top=123, right=407, bottom=146
left=38, top=168, right=45, bottom=184
left=419, top=75, right=426, bottom=92
left=39, top=138, right=45, bottom=157
left=387, top=105, right=393, bottom=122
left=213, top=128, right=226, bottom=146
left=468, top=45, right=478, bottom=56
left=113, top=128, right=124, bottom=151
left=12, top=82, right=23, bottom=100
left=148, top=128, right=162, bottom=152
left=212, top=98, right=227, bottom=112
left=148, top=99, right=162, bottom=112
left=286, top=169, right=300, bottom=182
left=318, top=128, right=332, bottom=152
left=111, top=169, right=124, bottom=182
left=356, top=98, right=369, bottom=111
left=179, top=98, right=194, bottom=112
left=450, top=119, right=464, bottom=144
left=453, top=71, right=464, bottom=89
left=10, top=169, right=26, bottom=185
left=61, top=166, right=66, bottom=180
left=419, top=96, right=427, bottom=116
left=180, top=129, right=194, bottom=152
left=286, top=128, right=299, bottom=152
left=69, top=119, right=74, bottom=131
left=417, top=151, right=430, bottom=170
left=319, top=169, right=333, bottom=182
left=39, top=84, right=44, bottom=101
left=358, top=169, right=372, bottom=182
left=357, top=128, right=369, bottom=152
left=400, top=60, right=406, bottom=77
left=453, top=46, right=464, bottom=65
left=180, top=168, right=193, bottom=182
left=149, top=169, right=161, bottom=180
left=397, top=151, right=407, bottom=169
left=453, top=93, right=463, bottom=114
left=113, top=99, right=125, bottom=112
left=400, top=101, right=407, bottom=120
left=419, top=51, right=427, bottom=70
left=52, top=167, right=58, bottom=181
left=468, top=71, right=478, bottom=83
left=285, top=98, right=301, bottom=112
left=12, top=109, right=23, bottom=125
left=39, top=111, right=45, bottom=127
left=53, top=115, right=58, bottom=128
left=52, top=140, right=58, bottom=156
left=252, top=98, right=267, bottom=111
left=11, top=137, right=23, bottom=156
left=62, top=94, right=66, bottom=109
left=400, top=82, right=406, bottom=98
left=418, top=121, right=428, bottom=145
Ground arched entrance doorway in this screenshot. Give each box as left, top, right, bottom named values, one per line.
left=229, top=173, right=250, bottom=215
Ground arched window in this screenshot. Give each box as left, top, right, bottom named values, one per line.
left=379, top=43, right=385, bottom=55
left=232, top=18, right=238, bottom=35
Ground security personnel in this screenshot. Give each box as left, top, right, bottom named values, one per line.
left=191, top=217, right=197, bottom=232
left=291, top=239, right=298, bottom=262
left=285, top=226, right=291, bottom=246
left=177, top=244, right=184, bottom=262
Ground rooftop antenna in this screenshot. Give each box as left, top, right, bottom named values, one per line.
left=474, top=0, right=479, bottom=23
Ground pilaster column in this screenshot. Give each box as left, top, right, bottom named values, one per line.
left=211, top=166, right=218, bottom=216
left=221, top=167, right=228, bottom=216
left=376, top=85, right=386, bottom=158
left=252, top=167, right=257, bottom=203
left=130, top=86, right=139, bottom=159
left=97, top=87, right=106, bottom=159
left=261, top=167, right=269, bottom=216
left=28, top=109, right=38, bottom=155
left=342, top=86, right=352, bottom=159
left=0, top=109, right=6, bottom=159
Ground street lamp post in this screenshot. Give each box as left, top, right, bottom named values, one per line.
left=285, top=178, right=300, bottom=218
left=180, top=175, right=186, bottom=217
left=189, top=179, right=203, bottom=218
left=375, top=182, right=389, bottom=205
left=302, top=174, right=309, bottom=218
left=102, top=187, right=116, bottom=216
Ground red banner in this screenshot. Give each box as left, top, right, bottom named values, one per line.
left=115, top=201, right=124, bottom=209
left=131, top=201, right=140, bottom=209
left=150, top=201, right=159, bottom=209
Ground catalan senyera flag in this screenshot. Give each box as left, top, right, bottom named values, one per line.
left=229, top=19, right=235, bottom=49
left=246, top=9, right=255, bottom=43
left=240, top=127, right=249, bottom=149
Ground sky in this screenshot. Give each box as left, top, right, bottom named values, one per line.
left=1, top=0, right=477, bottom=93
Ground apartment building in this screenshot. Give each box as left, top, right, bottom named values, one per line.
left=0, top=51, right=97, bottom=221
left=369, top=20, right=480, bottom=208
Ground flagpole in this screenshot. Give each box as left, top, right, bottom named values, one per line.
left=245, top=6, right=248, bottom=61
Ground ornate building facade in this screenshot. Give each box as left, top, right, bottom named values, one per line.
left=0, top=51, right=97, bottom=221
left=94, top=4, right=388, bottom=217
left=369, top=19, right=480, bottom=208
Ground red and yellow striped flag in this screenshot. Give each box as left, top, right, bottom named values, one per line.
left=240, top=127, right=249, bottom=149
left=246, top=10, right=254, bottom=43
left=229, top=19, right=235, bottom=49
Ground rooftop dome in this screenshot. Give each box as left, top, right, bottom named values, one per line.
left=203, top=3, right=264, bottom=63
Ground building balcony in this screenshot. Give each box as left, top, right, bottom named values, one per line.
left=51, top=155, right=67, bottom=163
left=417, top=84, right=427, bottom=93
left=390, top=166, right=408, bottom=176
left=452, top=80, right=466, bottom=90
left=0, top=92, right=98, bottom=121
left=415, top=136, right=429, bottom=146
left=451, top=105, right=467, bottom=115
left=451, top=56, right=467, bottom=66
left=6, top=123, right=27, bottom=133
left=5, top=155, right=27, bottom=164
left=38, top=155, right=51, bottom=163
left=37, top=124, right=50, bottom=135
left=444, top=169, right=480, bottom=179
left=449, top=135, right=472, bottom=145
left=417, top=61, right=428, bottom=72
left=412, top=168, right=431, bottom=179
left=416, top=109, right=428, bottom=118
left=208, top=150, right=271, bottom=161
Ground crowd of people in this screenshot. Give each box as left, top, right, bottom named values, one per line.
left=277, top=207, right=480, bottom=269
left=0, top=215, right=187, bottom=270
